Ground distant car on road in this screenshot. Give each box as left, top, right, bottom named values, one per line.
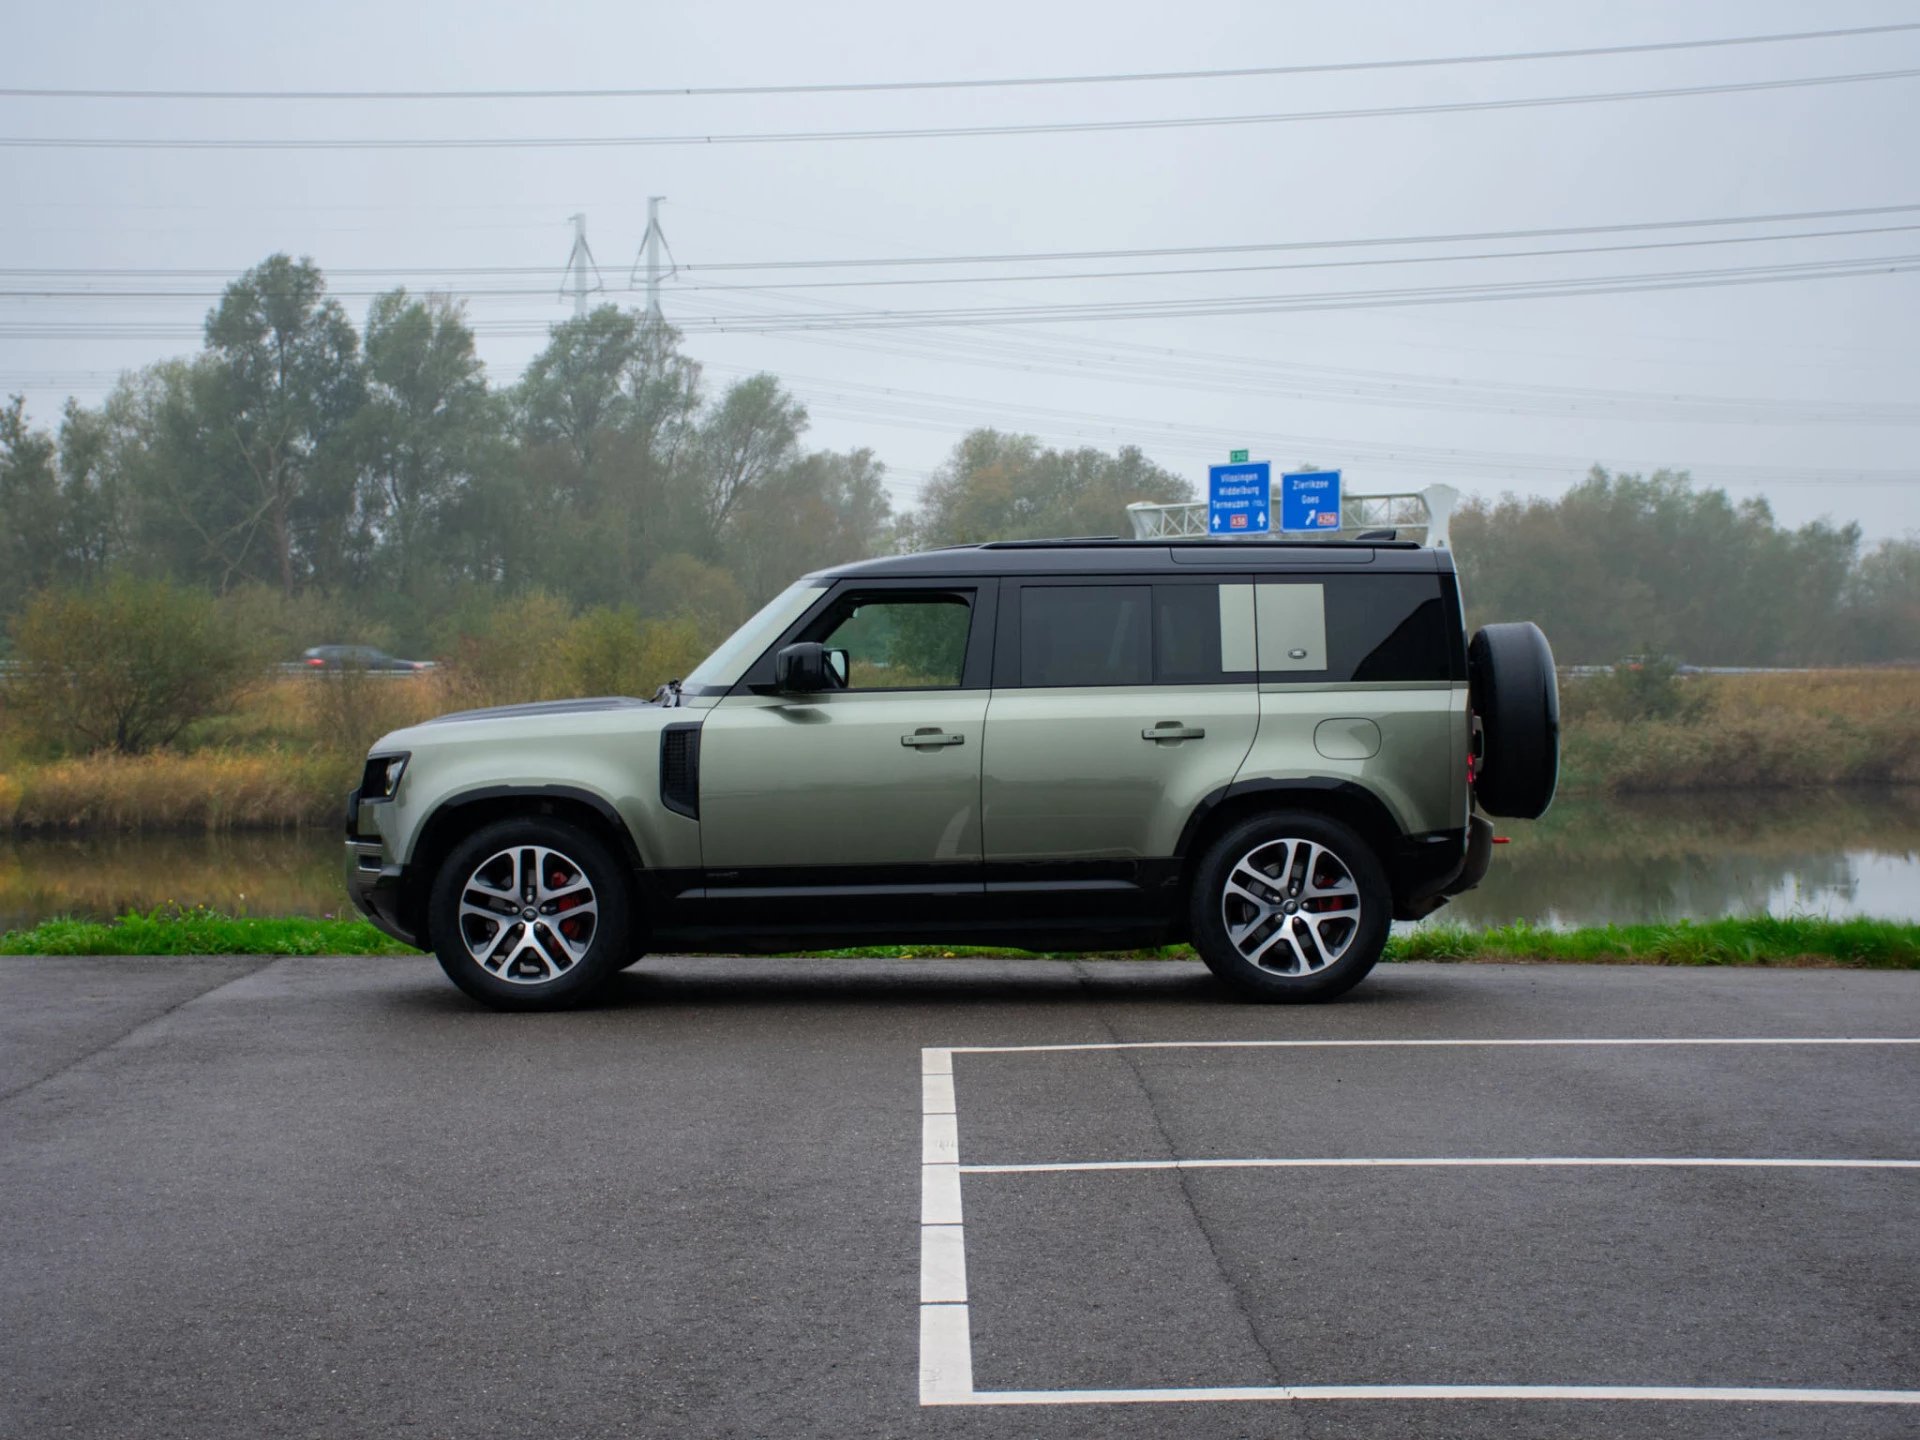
left=301, top=645, right=434, bottom=672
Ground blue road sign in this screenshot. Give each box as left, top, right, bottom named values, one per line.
left=1208, top=461, right=1271, bottom=534
left=1280, top=470, right=1342, bottom=532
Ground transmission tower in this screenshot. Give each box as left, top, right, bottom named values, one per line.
left=559, top=212, right=603, bottom=318
left=630, top=196, right=675, bottom=321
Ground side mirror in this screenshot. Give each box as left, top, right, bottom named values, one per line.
left=774, top=642, right=849, bottom=694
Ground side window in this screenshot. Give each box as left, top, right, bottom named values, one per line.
left=816, top=593, right=972, bottom=689
left=1020, top=585, right=1151, bottom=688
left=1154, top=582, right=1255, bottom=684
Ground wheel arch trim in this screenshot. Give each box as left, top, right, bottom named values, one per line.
left=400, top=785, right=648, bottom=947
left=1174, top=776, right=1404, bottom=863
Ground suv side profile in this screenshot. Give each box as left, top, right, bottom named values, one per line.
left=346, top=538, right=1558, bottom=1010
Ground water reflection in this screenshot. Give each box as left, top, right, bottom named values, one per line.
left=2, top=789, right=1917, bottom=933
left=1434, top=791, right=1920, bottom=928
left=0, top=831, right=344, bottom=932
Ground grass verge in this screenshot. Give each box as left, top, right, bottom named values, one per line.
left=0, top=905, right=415, bottom=956
left=2, top=910, right=1916, bottom=968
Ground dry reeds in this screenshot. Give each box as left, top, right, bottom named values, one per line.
left=1562, top=669, right=1920, bottom=793
left=3, top=751, right=348, bottom=831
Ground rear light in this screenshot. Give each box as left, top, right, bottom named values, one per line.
left=306, top=656, right=325, bottom=667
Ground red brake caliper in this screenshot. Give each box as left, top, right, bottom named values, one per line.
left=551, top=869, right=586, bottom=940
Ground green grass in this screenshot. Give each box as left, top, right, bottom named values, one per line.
left=0, top=905, right=416, bottom=956
left=1389, top=916, right=1920, bottom=969
left=2, top=910, right=1917, bottom=968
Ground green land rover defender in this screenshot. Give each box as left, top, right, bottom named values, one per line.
left=345, top=538, right=1559, bottom=1009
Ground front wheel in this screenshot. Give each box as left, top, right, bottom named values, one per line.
left=1188, top=811, right=1390, bottom=1002
left=428, top=817, right=633, bottom=1011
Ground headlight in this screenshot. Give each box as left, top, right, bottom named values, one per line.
left=359, top=753, right=409, bottom=800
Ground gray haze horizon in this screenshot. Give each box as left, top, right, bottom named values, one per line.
left=3, top=0, right=1917, bottom=541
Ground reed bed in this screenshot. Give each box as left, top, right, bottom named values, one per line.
left=1563, top=669, right=1920, bottom=793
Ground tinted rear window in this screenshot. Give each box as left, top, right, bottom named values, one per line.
left=1260, top=574, right=1455, bottom=683
left=1019, top=585, right=1152, bottom=687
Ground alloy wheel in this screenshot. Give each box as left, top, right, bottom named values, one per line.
left=1219, top=836, right=1363, bottom=976
left=456, top=845, right=599, bottom=984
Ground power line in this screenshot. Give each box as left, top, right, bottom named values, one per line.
left=5, top=68, right=1915, bottom=149
left=6, top=222, right=1912, bottom=302
left=7, top=24, right=1913, bottom=101
left=10, top=224, right=1918, bottom=302
left=5, top=253, right=1913, bottom=342
left=663, top=254, right=1920, bottom=331
left=676, top=202, right=1920, bottom=270
left=3, top=204, right=1914, bottom=281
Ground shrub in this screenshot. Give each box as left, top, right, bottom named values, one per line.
left=437, top=593, right=716, bottom=710
left=5, top=578, right=259, bottom=754
left=302, top=662, right=444, bottom=758
left=559, top=608, right=708, bottom=698
left=1561, top=652, right=1707, bottom=725
left=637, top=553, right=747, bottom=645
left=215, top=583, right=393, bottom=666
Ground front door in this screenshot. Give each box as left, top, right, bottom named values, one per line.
left=698, top=584, right=991, bottom=898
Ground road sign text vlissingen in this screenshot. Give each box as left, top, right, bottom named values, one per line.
left=1280, top=470, right=1342, bottom=533
left=1208, top=462, right=1272, bottom=534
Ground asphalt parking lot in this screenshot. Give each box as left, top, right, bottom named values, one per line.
left=3, top=955, right=1917, bottom=1440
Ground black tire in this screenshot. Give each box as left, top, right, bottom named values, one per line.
left=427, top=816, right=633, bottom=1011
left=1468, top=621, right=1560, bottom=820
left=1188, top=810, right=1391, bottom=1003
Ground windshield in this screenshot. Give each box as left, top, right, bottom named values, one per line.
left=681, top=581, right=828, bottom=693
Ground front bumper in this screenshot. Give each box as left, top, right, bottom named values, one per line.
left=345, top=841, right=420, bottom=947
left=345, top=785, right=420, bottom=948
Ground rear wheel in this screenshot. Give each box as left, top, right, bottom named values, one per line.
left=428, top=817, right=632, bottom=1011
left=1189, top=811, right=1390, bottom=1002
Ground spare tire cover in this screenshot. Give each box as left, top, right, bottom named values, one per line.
left=1468, top=622, right=1560, bottom=820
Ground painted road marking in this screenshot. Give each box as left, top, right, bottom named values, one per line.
left=962, top=1156, right=1920, bottom=1174
left=942, top=1384, right=1920, bottom=1406
left=918, top=1037, right=1920, bottom=1408
left=948, top=1037, right=1920, bottom=1055
left=918, top=1047, right=975, bottom=1401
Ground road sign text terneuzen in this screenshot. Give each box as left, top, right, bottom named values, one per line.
left=1280, top=470, right=1342, bottom=532
left=1208, top=462, right=1271, bottom=534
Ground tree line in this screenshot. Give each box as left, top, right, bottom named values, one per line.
left=0, top=252, right=1914, bottom=668
left=0, top=254, right=1189, bottom=658
left=1453, top=469, right=1919, bottom=666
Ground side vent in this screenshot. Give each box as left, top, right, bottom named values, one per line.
left=660, top=723, right=702, bottom=819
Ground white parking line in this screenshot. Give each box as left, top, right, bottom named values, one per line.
left=963, top=1156, right=1920, bottom=1174
left=946, top=1384, right=1920, bottom=1406
left=918, top=1048, right=975, bottom=1401
left=919, top=1037, right=1920, bottom=1408
left=950, top=1036, right=1920, bottom=1055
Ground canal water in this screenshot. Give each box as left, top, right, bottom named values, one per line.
left=2, top=790, right=1916, bottom=934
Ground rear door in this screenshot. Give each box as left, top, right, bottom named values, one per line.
left=981, top=576, right=1260, bottom=888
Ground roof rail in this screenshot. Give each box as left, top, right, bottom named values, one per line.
left=974, top=535, right=1419, bottom=550
left=1127, top=483, right=1460, bottom=548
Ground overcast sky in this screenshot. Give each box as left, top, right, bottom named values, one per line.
left=3, top=0, right=1917, bottom=540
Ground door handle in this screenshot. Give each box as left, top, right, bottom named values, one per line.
left=1142, top=723, right=1206, bottom=742
left=902, top=729, right=966, bottom=748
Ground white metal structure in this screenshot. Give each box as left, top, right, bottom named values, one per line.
left=1129, top=483, right=1460, bottom=548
